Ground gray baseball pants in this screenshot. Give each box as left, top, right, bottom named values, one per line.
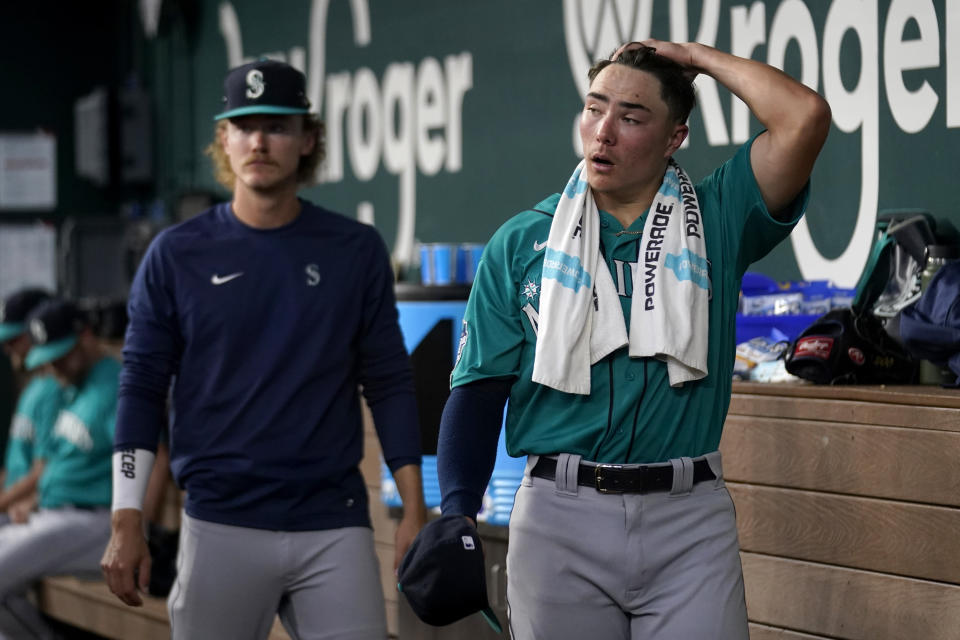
left=506, top=451, right=748, bottom=640
left=0, top=506, right=111, bottom=640
left=169, top=512, right=387, bottom=640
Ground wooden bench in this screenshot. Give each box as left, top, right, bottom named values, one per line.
left=38, top=576, right=170, bottom=640
left=38, top=576, right=292, bottom=640
left=722, top=382, right=960, bottom=640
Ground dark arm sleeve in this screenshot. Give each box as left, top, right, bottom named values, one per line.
left=437, top=377, right=512, bottom=518
left=357, top=229, right=421, bottom=472
left=115, top=236, right=181, bottom=452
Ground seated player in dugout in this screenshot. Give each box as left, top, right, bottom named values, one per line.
left=0, top=289, right=64, bottom=526
left=101, top=58, right=427, bottom=640
left=0, top=298, right=121, bottom=639
left=435, top=41, right=830, bottom=639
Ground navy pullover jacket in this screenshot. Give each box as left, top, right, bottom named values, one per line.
left=116, top=200, right=420, bottom=531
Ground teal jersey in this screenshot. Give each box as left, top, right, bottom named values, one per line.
left=451, top=136, right=807, bottom=463
left=39, top=357, right=120, bottom=508
left=3, top=375, right=62, bottom=489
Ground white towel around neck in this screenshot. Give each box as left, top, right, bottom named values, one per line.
left=531, top=159, right=710, bottom=394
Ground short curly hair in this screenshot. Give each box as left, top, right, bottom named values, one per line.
left=205, top=114, right=326, bottom=190
left=588, top=46, right=696, bottom=125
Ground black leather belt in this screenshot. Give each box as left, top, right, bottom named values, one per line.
left=531, top=456, right=715, bottom=494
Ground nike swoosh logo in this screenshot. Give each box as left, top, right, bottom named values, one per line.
left=211, top=272, right=244, bottom=285
left=533, top=240, right=548, bottom=251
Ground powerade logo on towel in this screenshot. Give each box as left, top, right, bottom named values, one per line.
left=543, top=248, right=592, bottom=293
left=665, top=249, right=710, bottom=290
left=661, top=171, right=680, bottom=201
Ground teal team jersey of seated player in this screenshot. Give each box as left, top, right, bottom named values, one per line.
left=3, top=376, right=62, bottom=489
left=451, top=134, right=807, bottom=464
left=39, top=357, right=120, bottom=508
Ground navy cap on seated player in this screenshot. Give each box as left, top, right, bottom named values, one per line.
left=205, top=58, right=325, bottom=194
left=25, top=298, right=100, bottom=387
left=1, top=288, right=53, bottom=373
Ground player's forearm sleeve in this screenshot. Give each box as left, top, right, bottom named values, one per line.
left=437, top=379, right=511, bottom=518
left=111, top=448, right=156, bottom=512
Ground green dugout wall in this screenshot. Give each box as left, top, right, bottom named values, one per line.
left=144, top=0, right=960, bottom=287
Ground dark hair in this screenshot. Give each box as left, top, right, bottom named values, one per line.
left=587, top=46, right=696, bottom=124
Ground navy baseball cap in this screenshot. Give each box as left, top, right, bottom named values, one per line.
left=0, top=289, right=53, bottom=343
left=397, top=515, right=502, bottom=633
left=24, top=299, right=87, bottom=370
left=215, top=59, right=311, bottom=121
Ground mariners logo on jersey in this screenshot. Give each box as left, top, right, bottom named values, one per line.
left=521, top=280, right=539, bottom=301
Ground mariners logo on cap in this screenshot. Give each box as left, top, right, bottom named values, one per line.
left=30, top=318, right=48, bottom=344
left=246, top=69, right=265, bottom=99
left=216, top=59, right=311, bottom=121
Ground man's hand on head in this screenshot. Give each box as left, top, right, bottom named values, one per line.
left=610, top=40, right=700, bottom=83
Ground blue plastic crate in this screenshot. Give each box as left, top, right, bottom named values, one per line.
left=734, top=313, right=820, bottom=346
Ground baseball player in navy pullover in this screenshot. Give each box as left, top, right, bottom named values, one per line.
left=100, top=59, right=427, bottom=640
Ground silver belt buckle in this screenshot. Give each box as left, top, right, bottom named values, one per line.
left=594, top=463, right=624, bottom=493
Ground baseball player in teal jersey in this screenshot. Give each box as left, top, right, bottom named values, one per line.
left=435, top=41, right=830, bottom=638
left=0, top=299, right=120, bottom=639
left=0, top=289, right=63, bottom=525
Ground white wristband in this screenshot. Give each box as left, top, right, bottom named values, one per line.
left=111, top=448, right=156, bottom=512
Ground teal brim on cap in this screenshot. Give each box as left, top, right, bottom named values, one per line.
left=214, top=105, right=310, bottom=121
left=0, top=322, right=25, bottom=343
left=480, top=608, right=503, bottom=634
left=25, top=335, right=77, bottom=370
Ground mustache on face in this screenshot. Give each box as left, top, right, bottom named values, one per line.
left=243, top=155, right=277, bottom=167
